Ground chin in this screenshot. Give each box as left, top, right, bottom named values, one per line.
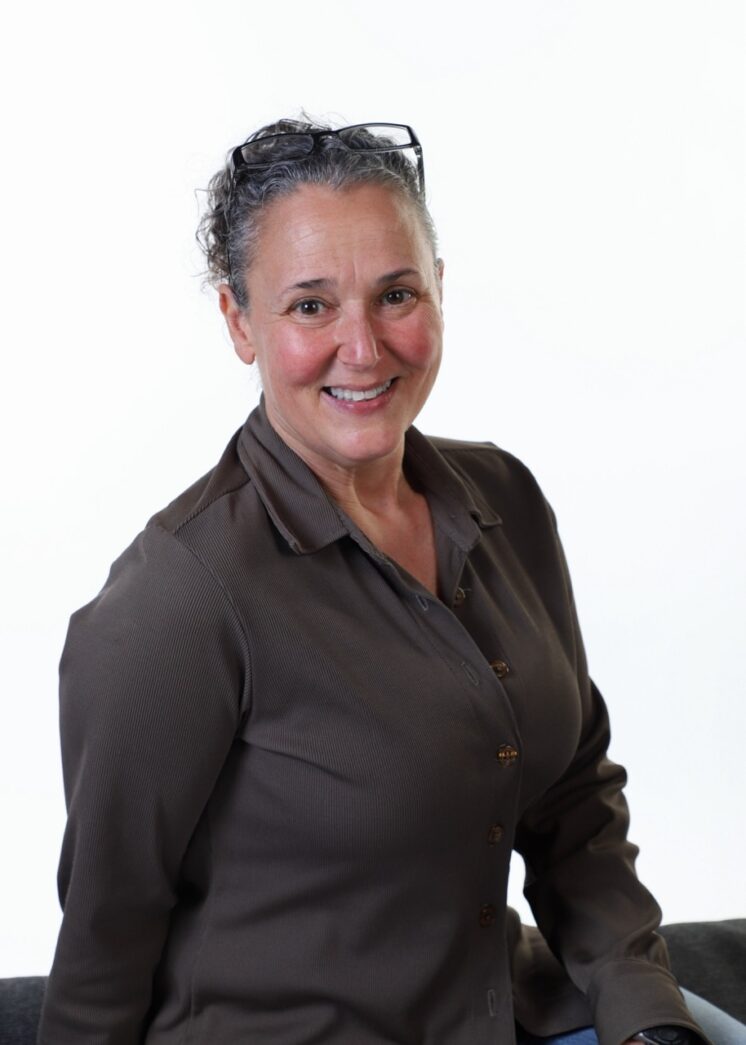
left=329, top=432, right=404, bottom=466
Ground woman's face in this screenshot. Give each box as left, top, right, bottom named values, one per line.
left=220, top=182, right=444, bottom=484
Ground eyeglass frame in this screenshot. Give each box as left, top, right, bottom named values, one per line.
left=229, top=122, right=426, bottom=196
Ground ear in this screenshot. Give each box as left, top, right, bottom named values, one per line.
left=435, top=257, right=445, bottom=304
left=218, top=283, right=256, bottom=365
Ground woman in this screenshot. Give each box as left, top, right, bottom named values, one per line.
left=38, top=120, right=735, bottom=1044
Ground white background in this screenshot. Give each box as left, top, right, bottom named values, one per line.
left=1, top=0, right=744, bottom=976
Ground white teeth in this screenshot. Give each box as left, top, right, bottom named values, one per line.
left=326, top=379, right=393, bottom=402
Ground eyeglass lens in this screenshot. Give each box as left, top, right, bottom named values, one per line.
left=236, top=124, right=416, bottom=167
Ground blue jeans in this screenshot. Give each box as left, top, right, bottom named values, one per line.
left=516, top=988, right=746, bottom=1044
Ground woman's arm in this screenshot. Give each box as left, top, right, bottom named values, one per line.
left=38, top=521, right=250, bottom=1044
left=513, top=508, right=709, bottom=1045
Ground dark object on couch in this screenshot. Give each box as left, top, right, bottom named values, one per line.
left=0, top=977, right=45, bottom=1045
left=2, top=921, right=744, bottom=1044
left=661, top=919, right=746, bottom=1024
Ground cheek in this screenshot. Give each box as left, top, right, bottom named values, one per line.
left=263, top=329, right=332, bottom=387
left=398, top=312, right=443, bottom=368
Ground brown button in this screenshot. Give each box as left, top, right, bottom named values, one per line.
left=453, top=586, right=466, bottom=608
left=487, top=824, right=504, bottom=845
left=489, top=658, right=510, bottom=679
left=496, top=744, right=519, bottom=767
left=479, top=903, right=497, bottom=928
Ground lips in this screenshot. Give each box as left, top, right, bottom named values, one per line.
left=323, top=379, right=394, bottom=402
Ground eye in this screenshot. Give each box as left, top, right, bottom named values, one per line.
left=290, top=298, right=328, bottom=318
left=380, top=287, right=416, bottom=307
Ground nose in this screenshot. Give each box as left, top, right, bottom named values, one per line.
left=335, top=306, right=381, bottom=367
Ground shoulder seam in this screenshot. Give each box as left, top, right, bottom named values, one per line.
left=171, top=476, right=252, bottom=536
left=151, top=519, right=253, bottom=715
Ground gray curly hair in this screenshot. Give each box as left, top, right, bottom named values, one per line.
left=197, top=118, right=438, bottom=309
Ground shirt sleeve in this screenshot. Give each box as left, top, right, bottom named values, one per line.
left=512, top=507, right=710, bottom=1045
left=37, top=522, right=251, bottom=1045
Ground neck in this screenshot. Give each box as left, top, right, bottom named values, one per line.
left=308, top=447, right=413, bottom=519
left=263, top=407, right=416, bottom=519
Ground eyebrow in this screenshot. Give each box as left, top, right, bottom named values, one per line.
left=280, top=269, right=421, bottom=296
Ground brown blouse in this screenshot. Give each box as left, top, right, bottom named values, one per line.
left=38, top=399, right=704, bottom=1044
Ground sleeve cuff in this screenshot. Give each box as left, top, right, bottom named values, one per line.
left=587, top=958, right=713, bottom=1045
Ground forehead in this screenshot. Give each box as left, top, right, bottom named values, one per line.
left=251, top=183, right=431, bottom=281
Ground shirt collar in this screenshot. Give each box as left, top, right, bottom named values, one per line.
left=237, top=397, right=501, bottom=555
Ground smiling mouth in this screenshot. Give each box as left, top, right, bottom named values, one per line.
left=323, top=378, right=395, bottom=402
